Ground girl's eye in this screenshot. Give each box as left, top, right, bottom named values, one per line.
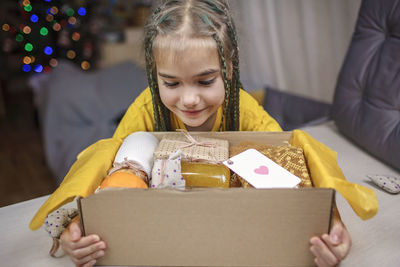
left=199, top=78, right=216, bottom=86
left=163, top=81, right=179, bottom=87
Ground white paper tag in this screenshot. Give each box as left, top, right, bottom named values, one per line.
left=223, top=149, right=301, bottom=189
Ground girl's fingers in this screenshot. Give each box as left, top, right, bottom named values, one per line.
left=72, top=240, right=106, bottom=259
left=321, top=221, right=351, bottom=261
left=310, top=237, right=339, bottom=266
left=75, top=249, right=105, bottom=266
left=59, top=220, right=106, bottom=266
left=321, top=232, right=350, bottom=261
left=314, top=256, right=330, bottom=267
left=71, top=234, right=102, bottom=250
left=310, top=244, right=330, bottom=267
left=60, top=230, right=75, bottom=254
left=81, top=259, right=97, bottom=267
left=69, top=222, right=82, bottom=242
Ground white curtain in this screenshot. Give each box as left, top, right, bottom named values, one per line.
left=230, top=0, right=362, bottom=103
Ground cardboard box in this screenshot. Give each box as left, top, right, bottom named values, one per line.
left=78, top=132, right=335, bottom=266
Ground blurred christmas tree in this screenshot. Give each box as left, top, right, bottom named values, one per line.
left=1, top=0, right=98, bottom=75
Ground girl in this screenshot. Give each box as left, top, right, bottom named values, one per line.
left=59, top=0, right=351, bottom=266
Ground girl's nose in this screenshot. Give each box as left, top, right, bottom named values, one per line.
left=181, top=88, right=200, bottom=108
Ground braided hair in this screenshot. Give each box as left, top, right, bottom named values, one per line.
left=144, top=0, right=241, bottom=131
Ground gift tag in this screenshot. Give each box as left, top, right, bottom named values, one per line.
left=223, top=149, right=301, bottom=189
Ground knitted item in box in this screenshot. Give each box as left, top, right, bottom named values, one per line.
left=229, top=141, right=312, bottom=188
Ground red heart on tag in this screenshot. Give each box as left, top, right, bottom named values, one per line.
left=254, top=165, right=269, bottom=175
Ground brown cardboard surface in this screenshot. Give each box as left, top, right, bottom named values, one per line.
left=80, top=188, right=334, bottom=267
left=79, top=131, right=335, bottom=266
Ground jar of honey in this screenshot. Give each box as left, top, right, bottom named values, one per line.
left=181, top=162, right=230, bottom=188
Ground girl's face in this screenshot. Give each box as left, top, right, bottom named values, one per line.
left=156, top=45, right=225, bottom=131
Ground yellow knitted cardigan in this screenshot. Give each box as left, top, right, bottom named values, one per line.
left=29, top=88, right=377, bottom=230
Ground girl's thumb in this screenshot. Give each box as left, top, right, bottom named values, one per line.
left=330, top=224, right=343, bottom=245
left=70, top=222, right=81, bottom=242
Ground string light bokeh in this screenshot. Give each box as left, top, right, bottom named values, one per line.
left=1, top=0, right=92, bottom=74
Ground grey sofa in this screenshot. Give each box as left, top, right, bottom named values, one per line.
left=331, top=0, right=400, bottom=171
left=31, top=60, right=148, bottom=183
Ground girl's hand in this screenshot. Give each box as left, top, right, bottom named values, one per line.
left=309, top=220, right=352, bottom=267
left=60, top=220, right=106, bottom=267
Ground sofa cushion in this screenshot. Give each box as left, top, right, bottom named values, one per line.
left=263, top=87, right=331, bottom=130
left=332, top=0, right=400, bottom=170
left=42, top=61, right=148, bottom=182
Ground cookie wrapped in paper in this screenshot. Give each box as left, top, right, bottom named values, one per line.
left=152, top=130, right=230, bottom=188
left=154, top=130, right=229, bottom=162
left=151, top=150, right=186, bottom=189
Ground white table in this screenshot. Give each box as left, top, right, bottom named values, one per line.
left=1, top=122, right=399, bottom=267
left=0, top=195, right=73, bottom=267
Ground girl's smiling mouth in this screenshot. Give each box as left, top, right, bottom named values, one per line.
left=181, top=108, right=207, bottom=117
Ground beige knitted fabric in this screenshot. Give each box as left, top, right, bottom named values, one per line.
left=44, top=208, right=78, bottom=238
left=229, top=141, right=312, bottom=188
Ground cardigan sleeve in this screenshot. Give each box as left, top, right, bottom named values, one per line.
left=239, top=89, right=282, bottom=132
left=113, top=87, right=155, bottom=139
left=29, top=137, right=122, bottom=230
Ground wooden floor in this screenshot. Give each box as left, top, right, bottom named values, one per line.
left=0, top=88, right=57, bottom=207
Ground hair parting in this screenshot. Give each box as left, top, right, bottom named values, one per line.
left=144, top=0, right=241, bottom=131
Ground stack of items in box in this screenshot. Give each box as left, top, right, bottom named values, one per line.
left=97, top=130, right=312, bottom=191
